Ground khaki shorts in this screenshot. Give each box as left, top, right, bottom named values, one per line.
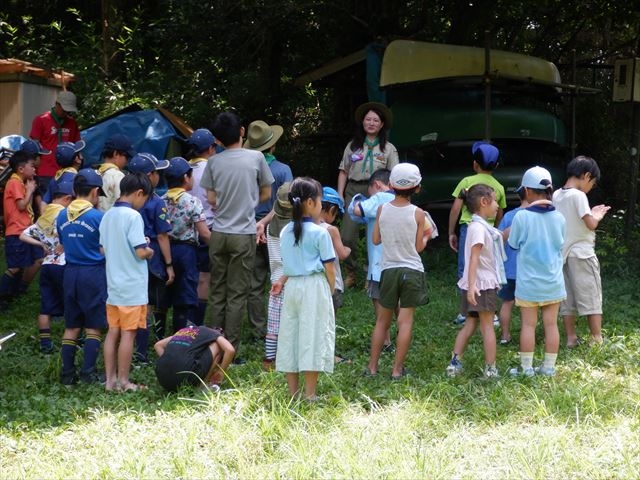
left=379, top=267, right=428, bottom=310
left=560, top=256, right=602, bottom=316
left=106, top=304, right=148, bottom=331
left=461, top=288, right=498, bottom=317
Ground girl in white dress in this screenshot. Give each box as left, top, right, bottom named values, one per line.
left=273, top=177, right=336, bottom=401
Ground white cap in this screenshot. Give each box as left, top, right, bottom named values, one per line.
left=390, top=163, right=422, bottom=190
left=57, top=91, right=78, bottom=112
left=519, top=166, right=552, bottom=190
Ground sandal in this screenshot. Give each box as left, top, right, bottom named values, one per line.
left=118, top=382, right=147, bottom=392
left=362, top=367, right=377, bottom=377
left=391, top=367, right=410, bottom=381
left=334, top=356, right=352, bottom=365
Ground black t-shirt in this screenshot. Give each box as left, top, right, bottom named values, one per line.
left=155, top=326, right=220, bottom=391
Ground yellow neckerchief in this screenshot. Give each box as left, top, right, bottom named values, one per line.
left=66, top=199, right=93, bottom=222
left=10, top=173, right=34, bottom=221
left=98, top=163, right=119, bottom=175
left=165, top=187, right=186, bottom=203
left=37, top=203, right=65, bottom=236
left=189, top=157, right=208, bottom=165
left=54, top=166, right=78, bottom=181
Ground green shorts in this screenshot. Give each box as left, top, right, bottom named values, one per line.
left=379, top=267, right=428, bottom=309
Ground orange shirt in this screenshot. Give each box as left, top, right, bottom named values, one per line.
left=3, top=177, right=33, bottom=235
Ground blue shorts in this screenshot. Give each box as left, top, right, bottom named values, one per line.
left=168, top=243, right=198, bottom=307
left=40, top=263, right=65, bottom=316
left=197, top=242, right=210, bottom=273
left=63, top=264, right=107, bottom=330
left=497, top=279, right=516, bottom=301
left=4, top=235, right=44, bottom=269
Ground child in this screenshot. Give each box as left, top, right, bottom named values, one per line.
left=56, top=168, right=108, bottom=385
left=552, top=156, right=610, bottom=347
left=19, top=181, right=74, bottom=353
left=446, top=184, right=505, bottom=378
left=154, top=325, right=235, bottom=392
left=0, top=151, right=42, bottom=308
left=448, top=142, right=506, bottom=324
left=258, top=182, right=292, bottom=371
left=200, top=112, right=274, bottom=361
left=319, top=186, right=352, bottom=364
left=43, top=140, right=85, bottom=204
left=162, top=157, right=211, bottom=334
left=126, top=153, right=173, bottom=364
left=496, top=188, right=529, bottom=345
left=273, top=177, right=336, bottom=401
left=508, top=166, right=566, bottom=376
left=366, top=163, right=429, bottom=379
left=98, top=134, right=136, bottom=211
left=350, top=168, right=396, bottom=352
left=187, top=129, right=217, bottom=325
left=99, top=173, right=155, bottom=391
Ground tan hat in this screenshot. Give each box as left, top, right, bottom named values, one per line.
left=354, top=102, right=393, bottom=128
left=243, top=120, right=284, bottom=151
left=269, top=182, right=292, bottom=238
left=57, top=91, right=78, bottom=112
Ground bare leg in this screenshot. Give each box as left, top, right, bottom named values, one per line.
left=587, top=314, right=603, bottom=344
left=303, top=371, right=319, bottom=400
left=367, top=306, right=393, bottom=374
left=519, top=306, right=538, bottom=353
left=391, top=307, right=415, bottom=377
left=541, top=303, right=560, bottom=354
left=451, top=316, right=478, bottom=357
left=22, top=259, right=43, bottom=285
left=103, top=327, right=120, bottom=391
left=285, top=372, right=299, bottom=398
left=477, top=311, right=496, bottom=365
left=372, top=299, right=392, bottom=346
left=117, top=330, right=138, bottom=388
left=563, top=314, right=579, bottom=347
left=498, top=300, right=514, bottom=342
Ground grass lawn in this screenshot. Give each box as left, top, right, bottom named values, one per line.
left=1, top=219, right=640, bottom=479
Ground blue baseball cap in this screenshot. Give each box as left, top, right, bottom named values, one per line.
left=20, top=139, right=51, bottom=157
left=322, top=186, right=344, bottom=213
left=472, top=141, right=499, bottom=167
left=188, top=128, right=216, bottom=154
left=55, top=140, right=86, bottom=167
left=164, top=157, right=192, bottom=178
left=104, top=134, right=136, bottom=158
left=77, top=168, right=106, bottom=196
left=53, top=180, right=75, bottom=196
left=128, top=153, right=170, bottom=174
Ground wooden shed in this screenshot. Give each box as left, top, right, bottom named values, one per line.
left=0, top=58, right=75, bottom=137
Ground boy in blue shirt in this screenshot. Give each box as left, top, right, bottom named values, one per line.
left=100, top=173, right=155, bottom=391
left=56, top=169, right=107, bottom=385
left=126, top=153, right=173, bottom=363
left=43, top=141, right=84, bottom=204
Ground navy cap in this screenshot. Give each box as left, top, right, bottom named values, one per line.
left=128, top=153, right=170, bottom=174
left=53, top=180, right=75, bottom=196
left=164, top=157, right=192, bottom=178
left=104, top=134, right=136, bottom=158
left=20, top=139, right=52, bottom=157
left=322, top=186, right=345, bottom=213
left=188, top=128, right=216, bottom=154
left=77, top=168, right=105, bottom=196
left=55, top=140, right=86, bottom=167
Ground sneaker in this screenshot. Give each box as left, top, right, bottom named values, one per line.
left=499, top=338, right=512, bottom=346
left=535, top=366, right=556, bottom=377
left=483, top=364, right=499, bottom=378
left=40, top=344, right=56, bottom=355
left=493, top=314, right=499, bottom=327
left=452, top=314, right=466, bottom=325
left=79, top=369, right=106, bottom=384
left=381, top=343, right=395, bottom=354
left=60, top=371, right=78, bottom=386
left=446, top=358, right=463, bottom=377
left=231, top=356, right=247, bottom=366
left=509, top=366, right=535, bottom=377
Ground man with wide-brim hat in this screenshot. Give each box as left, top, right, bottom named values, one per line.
left=244, top=120, right=293, bottom=343
left=337, top=101, right=399, bottom=288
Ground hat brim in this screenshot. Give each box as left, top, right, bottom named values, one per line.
left=155, top=159, right=170, bottom=170
left=354, top=102, right=393, bottom=128
left=243, top=125, right=284, bottom=151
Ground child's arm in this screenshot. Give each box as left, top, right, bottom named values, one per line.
left=327, top=225, right=351, bottom=260
left=210, top=336, right=236, bottom=385
left=135, top=245, right=154, bottom=260
left=372, top=205, right=383, bottom=245
left=583, top=204, right=611, bottom=230
left=323, top=260, right=336, bottom=294
left=256, top=209, right=275, bottom=244
left=270, top=275, right=288, bottom=296
left=19, top=227, right=46, bottom=250
left=156, top=232, right=175, bottom=286
left=448, top=197, right=463, bottom=252
left=16, top=179, right=37, bottom=212
left=493, top=207, right=504, bottom=227
left=414, top=208, right=427, bottom=253
left=195, top=220, right=211, bottom=245
left=466, top=243, right=482, bottom=306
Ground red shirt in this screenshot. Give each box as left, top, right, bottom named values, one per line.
left=30, top=110, right=81, bottom=177
left=3, top=177, right=33, bottom=235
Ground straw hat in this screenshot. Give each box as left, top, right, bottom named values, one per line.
left=354, top=102, right=393, bottom=128
left=243, top=120, right=284, bottom=151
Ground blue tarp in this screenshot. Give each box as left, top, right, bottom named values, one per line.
left=80, top=109, right=185, bottom=166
